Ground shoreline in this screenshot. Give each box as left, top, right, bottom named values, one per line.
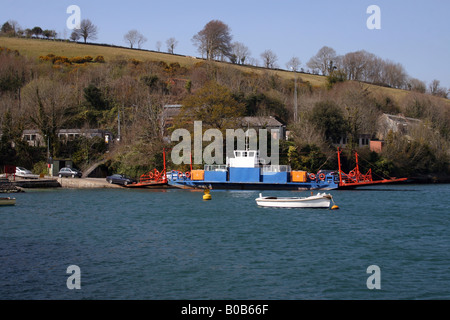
left=1, top=176, right=124, bottom=190
left=1, top=175, right=449, bottom=193
left=57, top=177, right=123, bottom=189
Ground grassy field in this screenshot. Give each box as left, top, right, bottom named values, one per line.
left=0, top=37, right=446, bottom=103
left=0, top=37, right=197, bottom=65
left=0, top=37, right=328, bottom=85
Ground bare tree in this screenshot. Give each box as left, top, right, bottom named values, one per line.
left=342, top=50, right=408, bottom=88
left=307, top=46, right=337, bottom=75
left=7, top=20, right=20, bottom=36
left=286, top=56, right=301, bottom=72
left=137, top=34, right=147, bottom=49
left=166, top=37, right=178, bottom=54
left=231, top=42, right=250, bottom=64
left=260, top=50, right=278, bottom=69
left=192, top=20, right=232, bottom=60
left=22, top=78, right=74, bottom=156
left=363, top=54, right=383, bottom=83
left=155, top=41, right=162, bottom=52
left=382, top=60, right=407, bottom=89
left=124, top=29, right=147, bottom=49
left=70, top=30, right=80, bottom=42
left=428, top=79, right=448, bottom=98
left=407, top=77, right=426, bottom=93
left=342, top=51, right=369, bottom=81
left=124, top=29, right=138, bottom=49
left=74, top=19, right=98, bottom=43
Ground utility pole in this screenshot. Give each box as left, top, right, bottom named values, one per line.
left=292, top=67, right=298, bottom=122
left=46, top=135, right=50, bottom=159
left=117, top=107, right=121, bottom=142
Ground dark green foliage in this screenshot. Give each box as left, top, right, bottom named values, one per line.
left=287, top=143, right=330, bottom=172
left=141, top=74, right=159, bottom=90
left=84, top=84, right=109, bottom=110
left=326, top=70, right=346, bottom=89
left=374, top=96, right=400, bottom=114
left=79, top=84, right=111, bottom=127
left=0, top=69, right=24, bottom=94
left=59, top=136, right=107, bottom=168
left=242, top=93, right=288, bottom=123
left=1, top=22, right=13, bottom=34
left=404, top=98, right=426, bottom=119
left=0, top=111, right=45, bottom=169
left=309, top=101, right=348, bottom=144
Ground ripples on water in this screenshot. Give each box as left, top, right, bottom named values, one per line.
left=0, top=184, right=449, bottom=299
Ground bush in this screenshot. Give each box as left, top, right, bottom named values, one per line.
left=39, top=54, right=70, bottom=64
left=39, top=54, right=104, bottom=65
left=32, top=161, right=49, bottom=175
left=129, top=58, right=141, bottom=66
left=326, top=70, right=347, bottom=89
left=94, top=55, right=105, bottom=63
left=70, top=56, right=93, bottom=64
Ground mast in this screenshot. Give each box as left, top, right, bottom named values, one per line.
left=337, top=148, right=342, bottom=186
left=354, top=151, right=360, bottom=183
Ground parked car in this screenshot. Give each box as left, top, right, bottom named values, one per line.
left=106, top=174, right=136, bottom=186
left=15, top=167, right=39, bottom=179
left=58, top=167, right=82, bottom=178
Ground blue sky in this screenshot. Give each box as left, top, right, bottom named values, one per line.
left=1, top=0, right=449, bottom=88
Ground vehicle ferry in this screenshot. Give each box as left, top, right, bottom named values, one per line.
left=168, top=149, right=339, bottom=190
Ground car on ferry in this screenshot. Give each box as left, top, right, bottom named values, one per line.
left=106, top=174, right=136, bottom=186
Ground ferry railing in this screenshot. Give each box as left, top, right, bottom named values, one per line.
left=204, top=165, right=227, bottom=172
left=261, top=165, right=292, bottom=172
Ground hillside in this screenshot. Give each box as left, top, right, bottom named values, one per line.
left=1, top=36, right=449, bottom=180
left=0, top=37, right=393, bottom=93
left=3, top=37, right=449, bottom=104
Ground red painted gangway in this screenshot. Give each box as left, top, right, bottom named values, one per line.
left=125, top=149, right=169, bottom=188
left=336, top=148, right=408, bottom=188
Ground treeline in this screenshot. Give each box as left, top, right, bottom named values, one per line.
left=1, top=20, right=57, bottom=40
left=1, top=42, right=449, bottom=179
left=307, top=46, right=448, bottom=98
left=2, top=18, right=448, bottom=100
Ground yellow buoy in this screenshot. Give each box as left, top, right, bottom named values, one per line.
left=203, top=189, right=211, bottom=201
left=331, top=205, right=339, bottom=210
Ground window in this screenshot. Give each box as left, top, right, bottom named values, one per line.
left=24, top=134, right=36, bottom=141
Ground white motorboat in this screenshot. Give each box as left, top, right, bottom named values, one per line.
left=255, top=192, right=333, bottom=208
left=0, top=197, right=16, bottom=206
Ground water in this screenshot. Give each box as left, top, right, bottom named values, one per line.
left=0, top=184, right=449, bottom=300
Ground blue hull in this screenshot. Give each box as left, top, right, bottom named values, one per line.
left=169, top=180, right=338, bottom=190
left=168, top=166, right=339, bottom=190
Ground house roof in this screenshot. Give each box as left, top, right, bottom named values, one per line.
left=162, top=105, right=285, bottom=128
left=383, top=113, right=422, bottom=125
left=22, top=129, right=112, bottom=135
left=240, top=116, right=285, bottom=127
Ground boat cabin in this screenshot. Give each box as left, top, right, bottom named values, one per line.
left=227, top=150, right=260, bottom=168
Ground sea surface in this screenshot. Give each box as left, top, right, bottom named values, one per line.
left=1, top=183, right=449, bottom=300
